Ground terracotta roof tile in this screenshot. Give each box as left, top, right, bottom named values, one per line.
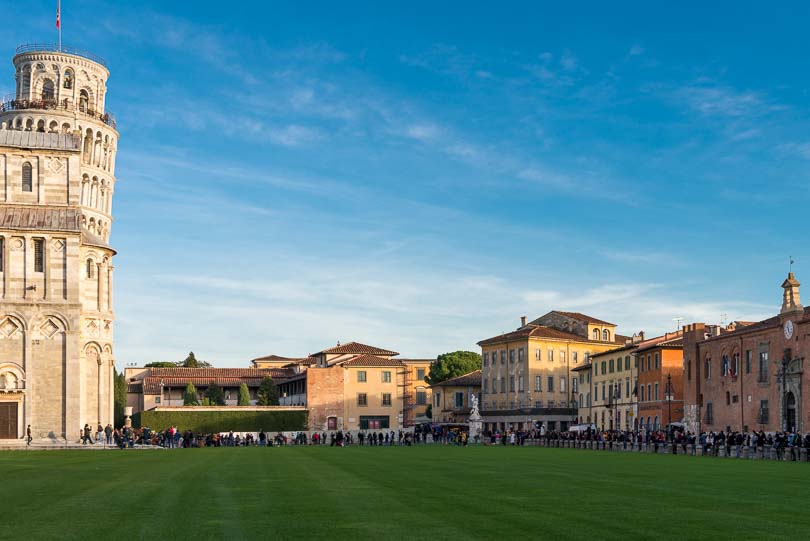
left=478, top=324, right=625, bottom=347
left=137, top=368, right=291, bottom=394
left=431, top=370, right=482, bottom=387
left=552, top=311, right=616, bottom=326
left=316, top=341, right=399, bottom=356
left=339, top=354, right=403, bottom=367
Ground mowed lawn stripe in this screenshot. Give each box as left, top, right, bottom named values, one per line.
left=2, top=446, right=810, bottom=540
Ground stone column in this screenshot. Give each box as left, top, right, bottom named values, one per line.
left=108, top=358, right=114, bottom=426
left=97, top=356, right=103, bottom=425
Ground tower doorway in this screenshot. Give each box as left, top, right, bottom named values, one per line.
left=786, top=392, right=796, bottom=431
left=0, top=402, right=18, bottom=439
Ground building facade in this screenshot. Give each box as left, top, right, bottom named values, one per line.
left=586, top=343, right=639, bottom=430
left=683, top=273, right=809, bottom=434
left=0, top=44, right=118, bottom=441
left=430, top=370, right=482, bottom=424
left=478, top=311, right=628, bottom=433
left=635, top=333, right=683, bottom=432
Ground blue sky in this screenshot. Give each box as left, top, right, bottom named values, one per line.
left=3, top=1, right=809, bottom=366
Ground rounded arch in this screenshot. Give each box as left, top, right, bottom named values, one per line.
left=86, top=257, right=96, bottom=278
left=603, top=329, right=610, bottom=341
left=40, top=78, right=55, bottom=102
left=0, top=362, right=25, bottom=390
left=61, top=122, right=71, bottom=134
left=592, top=328, right=599, bottom=340
left=35, top=312, right=69, bottom=333
left=63, top=68, right=74, bottom=89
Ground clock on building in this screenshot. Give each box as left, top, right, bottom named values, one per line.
left=784, top=320, right=794, bottom=340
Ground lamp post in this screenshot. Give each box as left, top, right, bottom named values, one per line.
left=159, top=379, right=165, bottom=407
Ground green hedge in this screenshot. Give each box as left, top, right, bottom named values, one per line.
left=133, top=409, right=307, bottom=433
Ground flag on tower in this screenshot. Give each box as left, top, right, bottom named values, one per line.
left=56, top=1, right=61, bottom=29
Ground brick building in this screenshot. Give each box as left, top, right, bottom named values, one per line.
left=635, top=332, right=683, bottom=431
left=683, top=273, right=808, bottom=433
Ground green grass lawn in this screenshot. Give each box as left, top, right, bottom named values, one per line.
left=2, top=445, right=808, bottom=540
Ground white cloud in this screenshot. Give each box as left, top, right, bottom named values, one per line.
left=267, top=124, right=322, bottom=147
left=629, top=44, right=644, bottom=56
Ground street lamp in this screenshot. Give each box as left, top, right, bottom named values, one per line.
left=159, top=379, right=165, bottom=407
left=665, top=373, right=674, bottom=440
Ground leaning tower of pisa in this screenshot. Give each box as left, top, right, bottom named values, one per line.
left=0, top=43, right=118, bottom=443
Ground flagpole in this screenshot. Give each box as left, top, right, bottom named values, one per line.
left=57, top=0, right=62, bottom=52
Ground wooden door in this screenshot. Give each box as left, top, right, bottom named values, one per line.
left=0, top=402, right=18, bottom=439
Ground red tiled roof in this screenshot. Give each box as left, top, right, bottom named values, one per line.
left=339, top=354, right=403, bottom=367
left=251, top=354, right=306, bottom=364
left=478, top=324, right=625, bottom=347
left=316, top=341, right=399, bottom=356
left=431, top=370, right=482, bottom=387
left=552, top=311, right=616, bottom=326
left=137, top=368, right=291, bottom=394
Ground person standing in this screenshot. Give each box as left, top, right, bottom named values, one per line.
left=105, top=424, right=113, bottom=445
left=26, top=425, right=32, bottom=446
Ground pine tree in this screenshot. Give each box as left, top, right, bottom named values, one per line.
left=204, top=381, right=226, bottom=406
left=183, top=382, right=199, bottom=406
left=238, top=383, right=251, bottom=406
left=256, top=377, right=280, bottom=406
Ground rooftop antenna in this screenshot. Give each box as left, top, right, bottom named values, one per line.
left=673, top=317, right=683, bottom=331
left=56, top=1, right=62, bottom=52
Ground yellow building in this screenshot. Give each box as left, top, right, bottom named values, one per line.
left=429, top=370, right=482, bottom=424
left=478, top=311, right=628, bottom=432
left=263, top=342, right=432, bottom=431
left=585, top=343, right=639, bottom=430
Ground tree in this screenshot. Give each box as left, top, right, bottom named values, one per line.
left=144, top=361, right=176, bottom=368
left=183, top=382, right=199, bottom=406
left=425, top=351, right=482, bottom=385
left=204, top=381, right=226, bottom=405
left=113, top=368, right=127, bottom=427
left=425, top=404, right=433, bottom=419
left=178, top=351, right=211, bottom=368
left=238, top=383, right=251, bottom=406
left=256, top=377, right=279, bottom=406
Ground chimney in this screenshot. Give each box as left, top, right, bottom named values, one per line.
left=520, top=316, right=527, bottom=327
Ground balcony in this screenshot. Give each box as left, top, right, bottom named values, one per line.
left=15, top=43, right=108, bottom=67
left=0, top=95, right=116, bottom=130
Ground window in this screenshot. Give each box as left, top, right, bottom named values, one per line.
left=500, top=351, right=506, bottom=365
left=382, top=393, right=392, bottom=407
left=357, top=393, right=368, bottom=406
left=560, top=351, right=566, bottom=363
left=518, top=348, right=524, bottom=361
left=535, top=348, right=541, bottom=361
left=705, top=402, right=714, bottom=424
left=609, top=359, right=614, bottom=373
left=86, top=259, right=94, bottom=278
left=586, top=392, right=591, bottom=407
left=733, top=353, right=739, bottom=377
left=549, top=350, right=554, bottom=362
left=625, top=378, right=630, bottom=397
left=759, top=400, right=769, bottom=424
left=655, top=353, right=660, bottom=369
left=434, top=392, right=441, bottom=407
left=483, top=353, right=488, bottom=367
left=654, top=383, right=659, bottom=401
left=535, top=375, right=542, bottom=392
left=33, top=239, right=44, bottom=272
left=593, top=329, right=599, bottom=340
left=758, top=351, right=769, bottom=382
left=454, top=392, right=464, bottom=408
left=647, top=384, right=651, bottom=402
left=0, top=237, right=3, bottom=272
left=616, top=383, right=621, bottom=400
left=381, top=371, right=391, bottom=383
left=41, top=79, right=55, bottom=101
left=745, top=350, right=752, bottom=374
left=572, top=378, right=578, bottom=393
left=560, top=376, right=566, bottom=393
left=22, top=162, right=33, bottom=192
left=572, top=352, right=578, bottom=363
left=63, top=70, right=73, bottom=89
left=492, top=379, right=497, bottom=394
left=601, top=361, right=607, bottom=375
left=518, top=376, right=524, bottom=392
left=616, top=358, right=622, bottom=372
left=357, top=371, right=367, bottom=383
left=634, top=356, right=638, bottom=368
left=509, top=350, right=515, bottom=364
left=416, top=391, right=427, bottom=405
left=705, top=358, right=711, bottom=380
left=625, top=356, right=630, bottom=370
left=725, top=391, right=730, bottom=406
left=500, top=378, right=506, bottom=393
left=509, top=376, right=515, bottom=392
left=603, top=329, right=610, bottom=341
left=640, top=386, right=645, bottom=401
left=601, top=382, right=605, bottom=402
left=547, top=376, right=554, bottom=392
left=79, top=89, right=89, bottom=112
left=417, top=368, right=425, bottom=381
left=721, top=355, right=729, bottom=376
left=647, top=355, right=651, bottom=371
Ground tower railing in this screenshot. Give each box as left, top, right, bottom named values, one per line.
left=15, top=43, right=108, bottom=67
left=0, top=95, right=116, bottom=129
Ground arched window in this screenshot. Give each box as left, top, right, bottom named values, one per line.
left=41, top=79, right=55, bottom=102
left=592, top=329, right=599, bottom=340
left=86, top=259, right=94, bottom=278
left=22, top=162, right=32, bottom=192
left=63, top=70, right=73, bottom=89
left=603, top=329, right=610, bottom=341
left=79, top=90, right=89, bottom=112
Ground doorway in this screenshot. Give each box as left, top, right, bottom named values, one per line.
left=0, top=402, right=18, bottom=439
left=786, top=392, right=797, bottom=431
